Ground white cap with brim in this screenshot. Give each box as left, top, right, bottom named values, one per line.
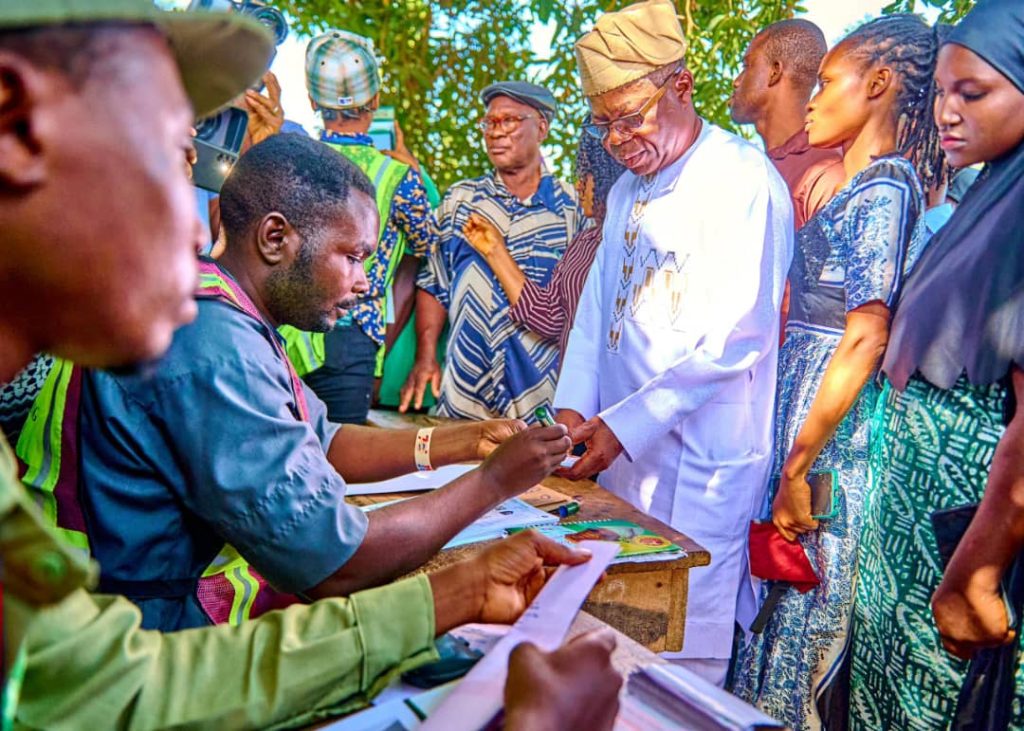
left=0, top=0, right=274, bottom=118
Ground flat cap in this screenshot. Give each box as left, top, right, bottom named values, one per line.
left=0, top=0, right=273, bottom=118
left=481, top=81, right=557, bottom=120
left=575, top=0, right=687, bottom=98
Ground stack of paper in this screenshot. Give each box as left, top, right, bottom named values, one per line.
left=616, top=664, right=784, bottom=730
left=422, top=541, right=621, bottom=730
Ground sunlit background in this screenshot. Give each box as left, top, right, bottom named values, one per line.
left=164, top=0, right=941, bottom=140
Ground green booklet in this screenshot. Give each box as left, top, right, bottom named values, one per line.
left=510, top=519, right=683, bottom=561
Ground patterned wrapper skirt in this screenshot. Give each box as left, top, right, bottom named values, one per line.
left=849, top=373, right=1024, bottom=729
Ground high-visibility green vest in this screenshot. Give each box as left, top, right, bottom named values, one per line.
left=280, top=143, right=410, bottom=378
left=16, top=260, right=304, bottom=627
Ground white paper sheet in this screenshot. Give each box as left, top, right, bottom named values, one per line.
left=346, top=463, right=478, bottom=496
left=420, top=540, right=619, bottom=731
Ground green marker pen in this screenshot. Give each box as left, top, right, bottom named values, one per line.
left=548, top=501, right=580, bottom=518
left=534, top=405, right=556, bottom=427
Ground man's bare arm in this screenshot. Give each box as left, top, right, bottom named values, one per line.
left=307, top=424, right=571, bottom=598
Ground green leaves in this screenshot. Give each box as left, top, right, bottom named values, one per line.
left=285, top=0, right=974, bottom=193
left=883, top=0, right=974, bottom=22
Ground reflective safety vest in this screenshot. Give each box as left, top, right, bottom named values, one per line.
left=16, top=259, right=304, bottom=626
left=280, top=143, right=410, bottom=377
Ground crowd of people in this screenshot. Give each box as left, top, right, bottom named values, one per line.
left=1, top=0, right=1023, bottom=729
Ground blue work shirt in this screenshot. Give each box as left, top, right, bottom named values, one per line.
left=77, top=296, right=368, bottom=631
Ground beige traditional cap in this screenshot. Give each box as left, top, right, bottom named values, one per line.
left=575, top=0, right=687, bottom=97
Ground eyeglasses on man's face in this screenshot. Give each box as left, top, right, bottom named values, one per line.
left=477, top=113, right=540, bottom=135
left=584, top=67, right=682, bottom=142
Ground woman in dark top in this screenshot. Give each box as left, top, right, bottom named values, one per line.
left=849, top=1, right=1024, bottom=726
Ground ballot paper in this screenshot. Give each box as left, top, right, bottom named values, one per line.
left=420, top=540, right=619, bottom=731
left=346, top=463, right=478, bottom=496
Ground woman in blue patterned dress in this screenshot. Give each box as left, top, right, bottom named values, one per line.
left=850, top=1, right=1024, bottom=727
left=732, top=15, right=945, bottom=730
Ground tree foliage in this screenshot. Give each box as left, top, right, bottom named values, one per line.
left=883, top=0, right=974, bottom=22
left=281, top=0, right=972, bottom=192
left=536, top=0, right=806, bottom=183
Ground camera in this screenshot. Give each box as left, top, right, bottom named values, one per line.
left=189, top=0, right=288, bottom=46
left=191, top=108, right=249, bottom=193
left=189, top=0, right=289, bottom=192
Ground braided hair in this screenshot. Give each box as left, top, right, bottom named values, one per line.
left=839, top=14, right=947, bottom=188
left=574, top=122, right=627, bottom=222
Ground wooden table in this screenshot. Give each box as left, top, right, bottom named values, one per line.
left=569, top=610, right=665, bottom=676
left=355, top=411, right=711, bottom=652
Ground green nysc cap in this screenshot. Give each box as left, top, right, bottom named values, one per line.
left=0, top=0, right=274, bottom=118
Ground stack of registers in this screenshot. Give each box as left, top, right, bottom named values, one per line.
left=617, top=664, right=784, bottom=730
left=511, top=518, right=686, bottom=565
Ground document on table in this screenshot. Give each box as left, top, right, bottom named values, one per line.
left=320, top=681, right=458, bottom=731
left=346, top=463, right=478, bottom=495
left=358, top=497, right=559, bottom=550
left=616, top=663, right=785, bottom=730
left=420, top=540, right=619, bottom=731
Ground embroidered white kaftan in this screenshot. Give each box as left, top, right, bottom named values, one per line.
left=555, top=123, right=794, bottom=660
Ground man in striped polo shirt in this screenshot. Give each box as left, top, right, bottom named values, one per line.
left=402, top=81, right=581, bottom=420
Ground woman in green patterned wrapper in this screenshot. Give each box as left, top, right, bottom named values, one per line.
left=849, top=1, right=1024, bottom=727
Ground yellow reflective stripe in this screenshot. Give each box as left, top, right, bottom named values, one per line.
left=225, top=564, right=259, bottom=626
left=203, top=544, right=260, bottom=625
left=202, top=544, right=242, bottom=577
left=366, top=157, right=392, bottom=236
left=18, top=359, right=68, bottom=487
left=54, top=526, right=90, bottom=556
left=374, top=158, right=411, bottom=290
left=374, top=342, right=386, bottom=379
left=279, top=325, right=324, bottom=375
left=17, top=359, right=75, bottom=533
left=303, top=331, right=325, bottom=367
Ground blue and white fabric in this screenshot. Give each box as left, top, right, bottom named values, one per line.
left=417, top=169, right=579, bottom=419
left=732, top=157, right=927, bottom=730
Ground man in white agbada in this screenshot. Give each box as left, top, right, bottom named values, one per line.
left=555, top=0, right=794, bottom=685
